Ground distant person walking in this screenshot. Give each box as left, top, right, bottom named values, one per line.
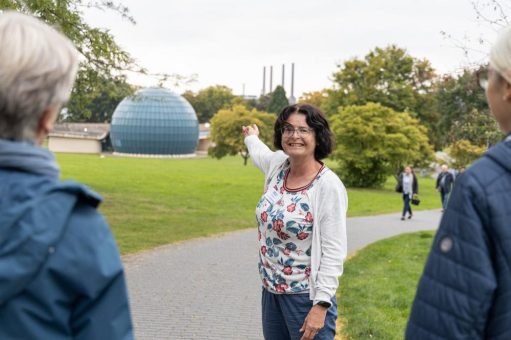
left=243, top=104, right=347, bottom=340
left=396, top=166, right=418, bottom=220
left=0, top=12, right=133, bottom=339
left=406, top=24, right=511, bottom=339
left=435, top=164, right=454, bottom=210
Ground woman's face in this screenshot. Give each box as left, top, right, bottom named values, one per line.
left=404, top=166, right=412, bottom=175
left=486, top=66, right=511, bottom=133
left=281, top=113, right=316, bottom=160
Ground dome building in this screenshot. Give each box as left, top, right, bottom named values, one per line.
left=110, top=87, right=199, bottom=156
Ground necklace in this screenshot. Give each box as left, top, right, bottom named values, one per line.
left=283, top=163, right=325, bottom=192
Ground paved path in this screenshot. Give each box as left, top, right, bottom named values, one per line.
left=123, top=209, right=442, bottom=340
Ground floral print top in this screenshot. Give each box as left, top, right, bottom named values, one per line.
left=256, top=160, right=327, bottom=294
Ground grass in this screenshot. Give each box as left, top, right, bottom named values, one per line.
left=347, top=176, right=439, bottom=217
left=57, top=154, right=265, bottom=254
left=56, top=153, right=441, bottom=254
left=337, top=231, right=435, bottom=339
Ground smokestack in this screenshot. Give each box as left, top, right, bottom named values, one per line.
left=262, top=66, right=266, bottom=95
left=269, top=66, right=273, bottom=92
left=289, top=63, right=296, bottom=104
left=282, top=64, right=285, bottom=88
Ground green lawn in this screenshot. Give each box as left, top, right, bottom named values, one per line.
left=57, top=153, right=441, bottom=254
left=58, top=154, right=265, bottom=254
left=337, top=231, right=434, bottom=339
left=347, top=176, right=440, bottom=217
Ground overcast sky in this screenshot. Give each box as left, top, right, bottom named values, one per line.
left=84, top=0, right=502, bottom=98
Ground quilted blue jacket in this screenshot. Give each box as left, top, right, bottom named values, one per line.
left=0, top=140, right=133, bottom=339
left=406, top=140, right=511, bottom=339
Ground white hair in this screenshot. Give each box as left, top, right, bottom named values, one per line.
left=0, top=11, right=79, bottom=141
left=490, top=24, right=511, bottom=84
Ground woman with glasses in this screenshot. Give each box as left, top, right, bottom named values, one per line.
left=242, top=104, right=347, bottom=340
left=406, top=25, right=511, bottom=338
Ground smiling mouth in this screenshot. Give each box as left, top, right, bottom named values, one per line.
left=288, top=143, right=304, bottom=147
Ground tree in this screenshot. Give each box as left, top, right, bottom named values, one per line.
left=0, top=0, right=140, bottom=116
left=433, top=67, right=502, bottom=148
left=209, top=105, right=275, bottom=165
left=445, top=139, right=486, bottom=169
left=66, top=72, right=135, bottom=122
left=298, top=90, right=328, bottom=109
left=267, top=85, right=289, bottom=114
left=324, top=46, right=438, bottom=143
left=1, top=1, right=136, bottom=71
left=253, top=94, right=271, bottom=112
left=182, top=85, right=236, bottom=123
left=330, top=103, right=434, bottom=188
left=448, top=108, right=503, bottom=148
left=441, top=0, right=509, bottom=66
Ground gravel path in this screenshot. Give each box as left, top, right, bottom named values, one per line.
left=123, top=209, right=442, bottom=339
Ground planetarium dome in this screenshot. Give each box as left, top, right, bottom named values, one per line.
left=110, top=87, right=199, bottom=155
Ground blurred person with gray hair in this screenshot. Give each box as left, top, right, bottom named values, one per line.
left=0, top=11, right=133, bottom=339
left=406, top=23, right=511, bottom=339
left=435, top=164, right=454, bottom=211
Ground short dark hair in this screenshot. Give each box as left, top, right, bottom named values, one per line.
left=274, top=104, right=334, bottom=160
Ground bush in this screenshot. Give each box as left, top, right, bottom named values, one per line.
left=209, top=105, right=275, bottom=165
left=445, top=139, right=486, bottom=169
left=331, top=103, right=433, bottom=187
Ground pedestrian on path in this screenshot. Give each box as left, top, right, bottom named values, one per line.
left=396, top=166, right=418, bottom=220
left=435, top=164, right=454, bottom=210
left=0, top=12, right=133, bottom=339
left=243, top=104, right=348, bottom=340
left=406, top=24, right=511, bottom=339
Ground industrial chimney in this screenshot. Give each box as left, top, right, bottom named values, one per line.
left=282, top=64, right=285, bottom=88
left=262, top=66, right=266, bottom=95
left=269, top=66, right=273, bottom=93
left=289, top=63, right=296, bottom=104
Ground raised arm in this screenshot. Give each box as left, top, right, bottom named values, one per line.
left=243, top=124, right=276, bottom=174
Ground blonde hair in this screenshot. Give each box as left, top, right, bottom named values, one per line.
left=490, top=24, right=511, bottom=84
left=0, top=11, right=79, bottom=140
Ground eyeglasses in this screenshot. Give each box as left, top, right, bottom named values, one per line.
left=281, top=125, right=314, bottom=137
left=476, top=67, right=506, bottom=90
left=476, top=69, right=489, bottom=90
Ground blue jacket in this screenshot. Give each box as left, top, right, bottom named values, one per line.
left=406, top=140, right=511, bottom=339
left=0, top=143, right=133, bottom=339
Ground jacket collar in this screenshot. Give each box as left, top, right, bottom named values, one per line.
left=0, top=139, right=59, bottom=178
left=485, top=140, right=511, bottom=174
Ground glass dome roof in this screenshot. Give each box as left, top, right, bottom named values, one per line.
left=110, top=87, right=199, bottom=155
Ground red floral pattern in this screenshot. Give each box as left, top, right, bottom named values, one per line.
left=272, top=219, right=283, bottom=232
left=255, top=163, right=326, bottom=294
left=283, top=266, right=293, bottom=275
left=297, top=232, right=309, bottom=240
left=261, top=211, right=268, bottom=222
left=305, top=212, right=313, bottom=223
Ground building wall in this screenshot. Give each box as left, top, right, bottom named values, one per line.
left=48, top=137, right=102, bottom=154
left=197, top=138, right=211, bottom=152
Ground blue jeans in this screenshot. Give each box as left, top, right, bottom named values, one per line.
left=261, top=288, right=337, bottom=340
left=440, top=190, right=449, bottom=209
left=402, top=193, right=412, bottom=217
